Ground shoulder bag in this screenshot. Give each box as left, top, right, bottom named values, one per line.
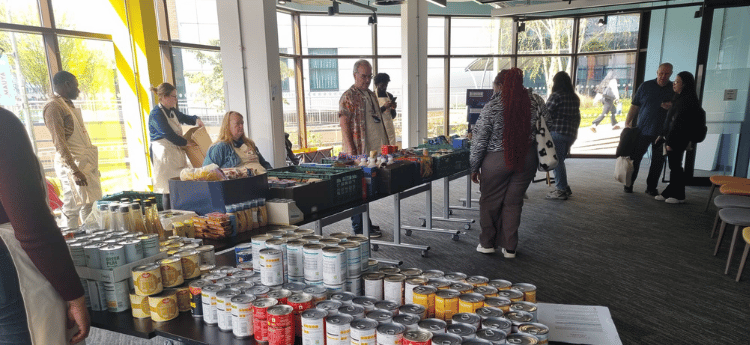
left=535, top=116, right=558, bottom=172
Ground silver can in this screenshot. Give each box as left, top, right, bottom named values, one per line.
left=363, top=272, right=385, bottom=300
left=403, top=329, right=434, bottom=344
left=482, top=316, right=512, bottom=335
left=217, top=276, right=241, bottom=286
left=282, top=281, right=306, bottom=293
left=517, top=323, right=549, bottom=343
left=379, top=266, right=400, bottom=275
left=286, top=239, right=307, bottom=279
left=504, top=310, right=534, bottom=333
left=196, top=245, right=216, bottom=266
left=301, top=308, right=327, bottom=345
left=265, top=238, right=288, bottom=283
left=122, top=239, right=144, bottom=263
left=303, top=284, right=329, bottom=304
left=404, top=277, right=428, bottom=304
left=245, top=285, right=271, bottom=298
left=488, top=279, right=512, bottom=290
left=346, top=275, right=362, bottom=295
left=376, top=322, right=406, bottom=345
left=496, top=289, right=524, bottom=302
left=102, top=280, right=129, bottom=312
left=399, top=268, right=423, bottom=278
left=475, top=306, right=505, bottom=320
left=139, top=234, right=160, bottom=257
left=251, top=234, right=272, bottom=271
left=506, top=333, right=540, bottom=344
left=338, top=304, right=365, bottom=320
left=230, top=294, right=256, bottom=339
left=466, top=275, right=489, bottom=287
left=301, top=234, right=322, bottom=243
left=99, top=244, right=126, bottom=269
left=201, top=284, right=225, bottom=325
left=446, top=323, right=477, bottom=340
left=350, top=318, right=378, bottom=345
left=352, top=295, right=378, bottom=312
left=399, top=304, right=427, bottom=320
left=340, top=241, right=362, bottom=278
left=303, top=243, right=325, bottom=282
left=462, top=339, right=493, bottom=345
left=68, top=241, right=87, bottom=267
left=329, top=291, right=356, bottom=306
left=374, top=300, right=400, bottom=315
left=430, top=333, right=463, bottom=345
left=84, top=242, right=106, bottom=269
left=325, top=314, right=353, bottom=345
left=216, top=288, right=242, bottom=332
left=444, top=272, right=468, bottom=282
left=421, top=269, right=445, bottom=279
left=322, top=246, right=347, bottom=285
left=510, top=301, right=538, bottom=322
left=347, top=235, right=370, bottom=271
left=260, top=248, right=284, bottom=286
left=392, top=313, right=420, bottom=331
left=383, top=274, right=406, bottom=305
left=418, top=318, right=446, bottom=334
left=315, top=300, right=342, bottom=316
left=366, top=309, right=393, bottom=324
left=452, top=312, right=482, bottom=329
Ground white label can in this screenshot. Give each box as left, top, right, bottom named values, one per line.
left=265, top=239, right=288, bottom=283
left=350, top=318, right=378, bottom=345
left=363, top=272, right=385, bottom=300
left=325, top=314, right=353, bottom=345
left=346, top=275, right=362, bottom=296
left=404, top=277, right=428, bottom=305
left=252, top=234, right=272, bottom=271
left=322, top=246, right=347, bottom=285
left=340, top=241, right=361, bottom=278
left=260, top=248, right=284, bottom=286
left=383, top=275, right=406, bottom=305
left=102, top=280, right=129, bottom=312
left=303, top=243, right=325, bottom=282
left=301, top=308, right=327, bottom=345
left=347, top=235, right=370, bottom=272
left=286, top=240, right=306, bottom=278
left=216, top=289, right=241, bottom=332
left=231, top=294, right=256, bottom=338
left=201, top=284, right=224, bottom=325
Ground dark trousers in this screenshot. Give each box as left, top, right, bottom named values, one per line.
left=351, top=214, right=373, bottom=235
left=478, top=146, right=537, bottom=251
left=593, top=99, right=617, bottom=126
left=662, top=147, right=686, bottom=200
left=629, top=134, right=665, bottom=191
left=0, top=241, right=32, bottom=344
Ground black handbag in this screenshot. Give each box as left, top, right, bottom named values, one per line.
left=616, top=127, right=640, bottom=158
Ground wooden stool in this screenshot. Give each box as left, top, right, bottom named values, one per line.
left=710, top=195, right=750, bottom=238
left=705, top=176, right=750, bottom=211
left=735, top=227, right=750, bottom=282
left=713, top=208, right=750, bottom=275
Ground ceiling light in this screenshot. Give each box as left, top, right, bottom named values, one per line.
left=278, top=0, right=287, bottom=4
left=597, top=15, right=608, bottom=27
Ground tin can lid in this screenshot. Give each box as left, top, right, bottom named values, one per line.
left=418, top=318, right=447, bottom=330
left=133, top=263, right=160, bottom=272
left=330, top=292, right=355, bottom=301
left=412, top=285, right=438, bottom=295
left=366, top=309, right=393, bottom=321
left=252, top=297, right=279, bottom=308
left=384, top=274, right=406, bottom=282
left=351, top=318, right=378, bottom=330
left=474, top=285, right=499, bottom=295
left=374, top=300, right=400, bottom=311
left=446, top=323, right=477, bottom=335
left=430, top=333, right=463, bottom=345
left=301, top=308, right=327, bottom=319
left=288, top=292, right=312, bottom=304
left=303, top=243, right=325, bottom=249
left=322, top=245, right=345, bottom=253
left=392, top=313, right=419, bottom=324
left=518, top=323, right=549, bottom=335
left=482, top=316, right=513, bottom=329
left=404, top=329, right=433, bottom=342
left=267, top=304, right=294, bottom=315
left=505, top=310, right=534, bottom=322
left=230, top=294, right=256, bottom=304
left=216, top=288, right=241, bottom=299
left=316, top=300, right=343, bottom=311
left=363, top=272, right=386, bottom=280
left=506, top=333, right=540, bottom=344
left=377, top=322, right=406, bottom=335
left=510, top=301, right=537, bottom=312
left=325, top=314, right=353, bottom=325
left=267, top=289, right=292, bottom=299
left=511, top=283, right=537, bottom=292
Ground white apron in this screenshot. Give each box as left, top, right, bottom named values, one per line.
left=377, top=95, right=397, bottom=146
left=151, top=106, right=189, bottom=193
left=234, top=144, right=267, bottom=175
left=52, top=97, right=102, bottom=228
left=0, top=224, right=70, bottom=344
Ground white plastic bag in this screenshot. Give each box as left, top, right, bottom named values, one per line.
left=614, top=156, right=634, bottom=187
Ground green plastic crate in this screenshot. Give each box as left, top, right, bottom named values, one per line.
left=268, top=166, right=363, bottom=207
left=429, top=149, right=470, bottom=178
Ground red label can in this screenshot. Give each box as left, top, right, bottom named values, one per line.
left=252, top=298, right=278, bottom=343
left=268, top=325, right=295, bottom=345
left=288, top=293, right=314, bottom=337
left=267, top=305, right=294, bottom=328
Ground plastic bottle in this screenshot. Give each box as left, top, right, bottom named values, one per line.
left=130, top=203, right=147, bottom=234
left=118, top=205, right=132, bottom=232
left=226, top=205, right=238, bottom=237
left=108, top=203, right=120, bottom=231
left=142, top=200, right=153, bottom=234
left=235, top=203, right=248, bottom=233
left=250, top=200, right=260, bottom=230
left=97, top=204, right=109, bottom=230
left=258, top=199, right=268, bottom=227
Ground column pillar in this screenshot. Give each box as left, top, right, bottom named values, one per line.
left=400, top=0, right=428, bottom=147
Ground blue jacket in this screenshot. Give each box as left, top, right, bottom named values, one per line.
left=148, top=105, right=198, bottom=146
left=203, top=140, right=273, bottom=170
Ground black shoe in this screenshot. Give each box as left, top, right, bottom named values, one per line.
left=623, top=186, right=633, bottom=193
left=645, top=189, right=659, bottom=197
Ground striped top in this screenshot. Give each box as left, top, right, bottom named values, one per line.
left=470, top=88, right=548, bottom=173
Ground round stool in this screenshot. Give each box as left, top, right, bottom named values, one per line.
left=714, top=208, right=750, bottom=275
left=710, top=195, right=750, bottom=238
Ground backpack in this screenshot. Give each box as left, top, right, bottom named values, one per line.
left=693, top=109, right=707, bottom=143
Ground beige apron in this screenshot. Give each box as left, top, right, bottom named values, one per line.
left=151, top=105, right=189, bottom=193
left=0, top=224, right=70, bottom=344
left=377, top=95, right=397, bottom=145
left=234, top=144, right=267, bottom=175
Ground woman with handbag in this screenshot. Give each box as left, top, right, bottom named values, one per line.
left=654, top=71, right=705, bottom=204
left=470, top=68, right=548, bottom=258
left=545, top=71, right=581, bottom=200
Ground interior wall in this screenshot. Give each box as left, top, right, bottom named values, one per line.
left=644, top=6, right=702, bottom=79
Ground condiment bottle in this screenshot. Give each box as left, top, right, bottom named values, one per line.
left=98, top=204, right=109, bottom=230
left=118, top=205, right=132, bottom=232
left=130, top=203, right=147, bottom=234
left=250, top=200, right=260, bottom=229
left=142, top=200, right=153, bottom=234
left=226, top=205, right=238, bottom=237
left=236, top=203, right=248, bottom=233
left=108, top=203, right=120, bottom=231
left=258, top=199, right=268, bottom=227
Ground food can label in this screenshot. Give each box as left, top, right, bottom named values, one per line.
left=436, top=296, right=459, bottom=321
left=458, top=300, right=483, bottom=314
left=412, top=293, right=435, bottom=319
left=302, top=316, right=326, bottom=345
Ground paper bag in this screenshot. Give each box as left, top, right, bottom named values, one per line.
left=614, top=156, right=634, bottom=187
left=183, top=126, right=213, bottom=167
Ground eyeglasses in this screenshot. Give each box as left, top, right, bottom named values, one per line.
left=358, top=74, right=373, bottom=80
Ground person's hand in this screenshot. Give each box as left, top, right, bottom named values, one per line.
left=389, top=100, right=397, bottom=109
left=67, top=296, right=90, bottom=344
left=654, top=136, right=663, bottom=144
left=185, top=140, right=198, bottom=147
left=72, top=171, right=88, bottom=186
left=471, top=172, right=481, bottom=184
left=660, top=101, right=672, bottom=110
left=666, top=145, right=672, bottom=152
left=196, top=118, right=205, bottom=127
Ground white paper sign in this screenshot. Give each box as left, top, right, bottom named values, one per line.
left=536, top=302, right=623, bottom=345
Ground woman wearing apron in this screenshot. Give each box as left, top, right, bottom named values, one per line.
left=203, top=111, right=273, bottom=174
left=0, top=109, right=89, bottom=344
left=148, top=83, right=204, bottom=193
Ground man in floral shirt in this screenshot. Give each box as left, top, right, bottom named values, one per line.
left=339, top=59, right=388, bottom=237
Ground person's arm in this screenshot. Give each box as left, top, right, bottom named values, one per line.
left=151, top=109, right=188, bottom=146
left=469, top=100, right=496, bottom=174
left=175, top=109, right=203, bottom=127
left=625, top=105, right=640, bottom=128
left=339, top=92, right=358, bottom=155
left=203, top=143, right=227, bottom=168
left=43, top=102, right=80, bottom=173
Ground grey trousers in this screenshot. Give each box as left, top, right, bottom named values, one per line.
left=478, top=145, right=538, bottom=251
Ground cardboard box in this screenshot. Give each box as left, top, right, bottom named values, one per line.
left=267, top=200, right=304, bottom=225
left=269, top=180, right=331, bottom=214
left=183, top=126, right=213, bottom=167
left=75, top=252, right=168, bottom=283
left=169, top=174, right=269, bottom=215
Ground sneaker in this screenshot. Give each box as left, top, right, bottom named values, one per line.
left=546, top=189, right=568, bottom=200
left=590, top=126, right=597, bottom=133
left=623, top=186, right=633, bottom=193
left=359, top=226, right=382, bottom=238
left=476, top=244, right=495, bottom=254
left=645, top=189, right=659, bottom=197
left=665, top=197, right=685, bottom=204
left=565, top=186, right=573, bottom=196
left=654, top=195, right=666, bottom=201
left=502, top=248, right=516, bottom=258
left=612, top=124, right=621, bottom=130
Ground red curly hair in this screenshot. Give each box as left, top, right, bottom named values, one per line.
left=498, top=68, right=531, bottom=172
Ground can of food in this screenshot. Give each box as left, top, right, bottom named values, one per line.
left=474, top=285, right=498, bottom=298
left=196, top=245, right=216, bottom=266
left=260, top=248, right=284, bottom=286
left=326, top=313, right=353, bottom=345
left=233, top=270, right=254, bottom=282
left=448, top=282, right=473, bottom=294
left=301, top=234, right=322, bottom=243
left=338, top=241, right=362, bottom=278
left=421, top=270, right=444, bottom=279
left=399, top=268, right=423, bottom=278
left=246, top=284, right=271, bottom=298
left=286, top=239, right=307, bottom=278
left=446, top=323, right=477, bottom=341
left=338, top=304, right=366, bottom=320
left=475, top=328, right=507, bottom=344
left=466, top=276, right=489, bottom=287
left=366, top=309, right=393, bottom=324
left=322, top=246, right=347, bottom=285
left=482, top=316, right=512, bottom=334
left=484, top=296, right=512, bottom=312
left=350, top=317, right=378, bottom=345
left=84, top=242, right=106, bottom=269
left=377, top=322, right=406, bottom=345
left=368, top=259, right=378, bottom=273
left=425, top=278, right=451, bottom=290
left=217, top=277, right=240, bottom=287
left=68, top=242, right=87, bottom=267
left=363, top=272, right=385, bottom=300
left=102, top=280, right=129, bottom=312
left=404, top=277, right=427, bottom=304
left=282, top=281, right=306, bottom=293
left=459, top=293, right=485, bottom=313
left=329, top=291, right=356, bottom=306
left=347, top=235, right=370, bottom=272
left=287, top=292, right=313, bottom=337
left=158, top=257, right=184, bottom=288
left=201, top=284, right=225, bottom=324
left=444, top=272, right=467, bottom=283
left=176, top=250, right=201, bottom=279
left=488, top=279, right=512, bottom=291
left=430, top=333, right=463, bottom=345
left=268, top=305, right=295, bottom=345
left=301, top=308, right=327, bottom=345
left=315, top=299, right=342, bottom=316
left=435, top=289, right=460, bottom=321
left=350, top=296, right=376, bottom=312
left=412, top=285, right=437, bottom=318
left=418, top=318, right=446, bottom=334
left=203, top=273, right=224, bottom=284
left=379, top=266, right=400, bottom=275
left=265, top=238, right=289, bottom=282
left=252, top=297, right=279, bottom=343
left=236, top=249, right=253, bottom=265
left=139, top=234, right=160, bottom=257
left=216, top=288, right=242, bottom=331
left=452, top=312, right=481, bottom=329
left=511, top=283, right=537, bottom=303
left=346, top=275, right=362, bottom=295
left=303, top=243, right=325, bottom=282
left=399, top=304, right=427, bottom=320
left=504, top=310, right=534, bottom=333
left=475, top=306, right=504, bottom=320
left=129, top=292, right=150, bottom=318
left=374, top=300, right=400, bottom=316
left=237, top=262, right=253, bottom=272
left=99, top=244, right=126, bottom=269
left=229, top=282, right=254, bottom=291
left=510, top=301, right=538, bottom=322
left=303, top=284, right=329, bottom=304
left=496, top=289, right=525, bottom=302
left=188, top=279, right=210, bottom=317
left=403, top=329, right=434, bottom=345
left=230, top=294, right=256, bottom=339
left=392, top=313, right=420, bottom=331
left=267, top=288, right=293, bottom=305
left=149, top=289, right=178, bottom=322
left=132, top=264, right=163, bottom=296
left=518, top=323, right=549, bottom=344
left=122, top=239, right=144, bottom=263
left=175, top=286, right=192, bottom=312
left=319, top=238, right=340, bottom=247
left=506, top=333, right=540, bottom=344
left=383, top=274, right=406, bottom=305
left=293, top=228, right=314, bottom=236
left=200, top=264, right=216, bottom=276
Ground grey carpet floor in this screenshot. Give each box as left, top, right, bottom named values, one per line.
left=90, top=158, right=749, bottom=344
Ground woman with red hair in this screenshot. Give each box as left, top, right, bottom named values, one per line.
left=470, top=68, right=548, bottom=258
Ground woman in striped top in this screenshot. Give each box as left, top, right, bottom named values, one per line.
left=470, top=68, right=547, bottom=258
